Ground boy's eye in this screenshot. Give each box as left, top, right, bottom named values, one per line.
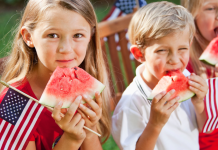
left=179, top=48, right=188, bottom=50
left=74, top=34, right=83, bottom=38
left=205, top=7, right=215, bottom=11
left=48, top=34, right=59, bottom=38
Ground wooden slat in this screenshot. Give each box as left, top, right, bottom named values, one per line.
left=98, top=14, right=133, bottom=38
left=107, top=35, right=125, bottom=93
left=135, top=59, right=141, bottom=68
left=118, top=31, right=135, bottom=84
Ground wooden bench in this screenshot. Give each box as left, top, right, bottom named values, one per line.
left=98, top=13, right=140, bottom=110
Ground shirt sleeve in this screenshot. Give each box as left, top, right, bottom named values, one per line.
left=112, top=98, right=148, bottom=150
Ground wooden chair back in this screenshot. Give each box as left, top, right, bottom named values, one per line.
left=98, top=13, right=140, bottom=110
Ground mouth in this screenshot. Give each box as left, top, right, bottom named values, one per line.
left=165, top=69, right=180, bottom=75
left=56, top=59, right=75, bottom=62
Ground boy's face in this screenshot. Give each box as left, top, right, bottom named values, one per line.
left=143, top=27, right=190, bottom=87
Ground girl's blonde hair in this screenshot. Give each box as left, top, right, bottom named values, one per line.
left=181, top=0, right=212, bottom=78
left=1, top=0, right=111, bottom=143
left=128, top=1, right=195, bottom=52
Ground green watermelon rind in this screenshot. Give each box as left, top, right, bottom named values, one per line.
left=199, top=58, right=216, bottom=66
left=147, top=92, right=195, bottom=103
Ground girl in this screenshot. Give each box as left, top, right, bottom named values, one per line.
left=112, top=2, right=208, bottom=150
left=0, top=0, right=111, bottom=150
left=181, top=0, right=218, bottom=149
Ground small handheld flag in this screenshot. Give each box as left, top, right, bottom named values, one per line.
left=0, top=88, right=45, bottom=150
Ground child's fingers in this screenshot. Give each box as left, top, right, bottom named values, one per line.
left=82, top=95, right=101, bottom=114
left=158, top=89, right=175, bottom=106
left=188, top=80, right=205, bottom=93
left=62, top=96, right=81, bottom=123
left=78, top=103, right=97, bottom=121
left=152, top=91, right=166, bottom=104
left=167, top=101, right=179, bottom=113
left=164, top=96, right=180, bottom=109
left=189, top=74, right=205, bottom=85
left=52, top=101, right=63, bottom=122
left=94, top=92, right=102, bottom=108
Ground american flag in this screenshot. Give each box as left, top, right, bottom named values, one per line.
left=0, top=88, right=45, bottom=150
left=203, top=78, right=218, bottom=133
left=102, top=0, right=147, bottom=21
left=102, top=0, right=147, bottom=60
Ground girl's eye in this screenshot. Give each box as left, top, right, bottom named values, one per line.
left=74, top=34, right=83, bottom=38
left=48, top=34, right=58, bottom=38
left=179, top=48, right=188, bottom=50
left=157, top=49, right=166, bottom=52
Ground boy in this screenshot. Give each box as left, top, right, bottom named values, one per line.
left=112, top=2, right=208, bottom=150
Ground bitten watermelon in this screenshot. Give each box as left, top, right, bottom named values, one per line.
left=39, top=67, right=105, bottom=108
left=148, top=71, right=195, bottom=102
left=199, top=37, right=218, bottom=66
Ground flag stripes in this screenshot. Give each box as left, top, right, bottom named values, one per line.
left=203, top=78, right=218, bottom=133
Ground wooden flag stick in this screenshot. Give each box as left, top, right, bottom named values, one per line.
left=135, top=0, right=140, bottom=9
left=0, top=80, right=101, bottom=137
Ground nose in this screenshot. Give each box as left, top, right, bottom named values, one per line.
left=58, top=37, right=72, bottom=53
left=168, top=52, right=180, bottom=65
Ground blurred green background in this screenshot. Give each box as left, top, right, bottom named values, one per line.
left=0, top=0, right=180, bottom=149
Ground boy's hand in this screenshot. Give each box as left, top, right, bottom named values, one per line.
left=188, top=73, right=208, bottom=109
left=149, top=90, right=180, bottom=129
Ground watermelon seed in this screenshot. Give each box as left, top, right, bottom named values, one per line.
left=74, top=67, right=77, bottom=70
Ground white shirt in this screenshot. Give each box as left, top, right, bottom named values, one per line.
left=112, top=64, right=199, bottom=150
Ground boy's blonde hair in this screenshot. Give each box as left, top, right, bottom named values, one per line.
left=128, top=1, right=195, bottom=51
left=0, top=0, right=111, bottom=143
left=181, top=0, right=212, bottom=78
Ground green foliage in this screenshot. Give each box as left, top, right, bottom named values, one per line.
left=1, top=0, right=23, bottom=5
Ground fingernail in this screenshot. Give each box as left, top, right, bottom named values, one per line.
left=161, top=91, right=166, bottom=94
left=79, top=103, right=84, bottom=108
left=171, top=89, right=175, bottom=93
left=177, top=96, right=180, bottom=100
left=83, top=95, right=88, bottom=99
left=96, top=91, right=100, bottom=96
left=76, top=95, right=82, bottom=101
left=58, top=101, right=63, bottom=106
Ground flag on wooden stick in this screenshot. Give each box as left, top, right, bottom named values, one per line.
left=0, top=88, right=45, bottom=150
left=203, top=78, right=218, bottom=133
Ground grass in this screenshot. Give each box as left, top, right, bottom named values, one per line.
left=0, top=1, right=181, bottom=150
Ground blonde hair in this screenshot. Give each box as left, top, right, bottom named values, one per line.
left=181, top=0, right=212, bottom=78
left=0, top=0, right=111, bottom=143
left=128, top=1, right=195, bottom=52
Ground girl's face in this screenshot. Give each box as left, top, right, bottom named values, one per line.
left=143, top=27, right=190, bottom=87
left=30, top=7, right=91, bottom=72
left=195, top=0, right=218, bottom=42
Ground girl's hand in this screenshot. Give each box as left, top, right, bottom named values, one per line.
left=77, top=92, right=102, bottom=137
left=188, top=73, right=208, bottom=107
left=149, top=90, right=179, bottom=129
left=52, top=96, right=86, bottom=142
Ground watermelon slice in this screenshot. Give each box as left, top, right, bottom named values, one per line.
left=199, top=37, right=218, bottom=66
left=148, top=71, right=195, bottom=102
left=39, top=67, right=105, bottom=108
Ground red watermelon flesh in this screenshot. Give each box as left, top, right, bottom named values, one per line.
left=39, top=66, right=105, bottom=108
left=148, top=71, right=195, bottom=102
left=199, top=36, right=218, bottom=66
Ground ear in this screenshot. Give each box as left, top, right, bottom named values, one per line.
left=20, top=26, right=34, bottom=48
left=130, top=45, right=145, bottom=63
